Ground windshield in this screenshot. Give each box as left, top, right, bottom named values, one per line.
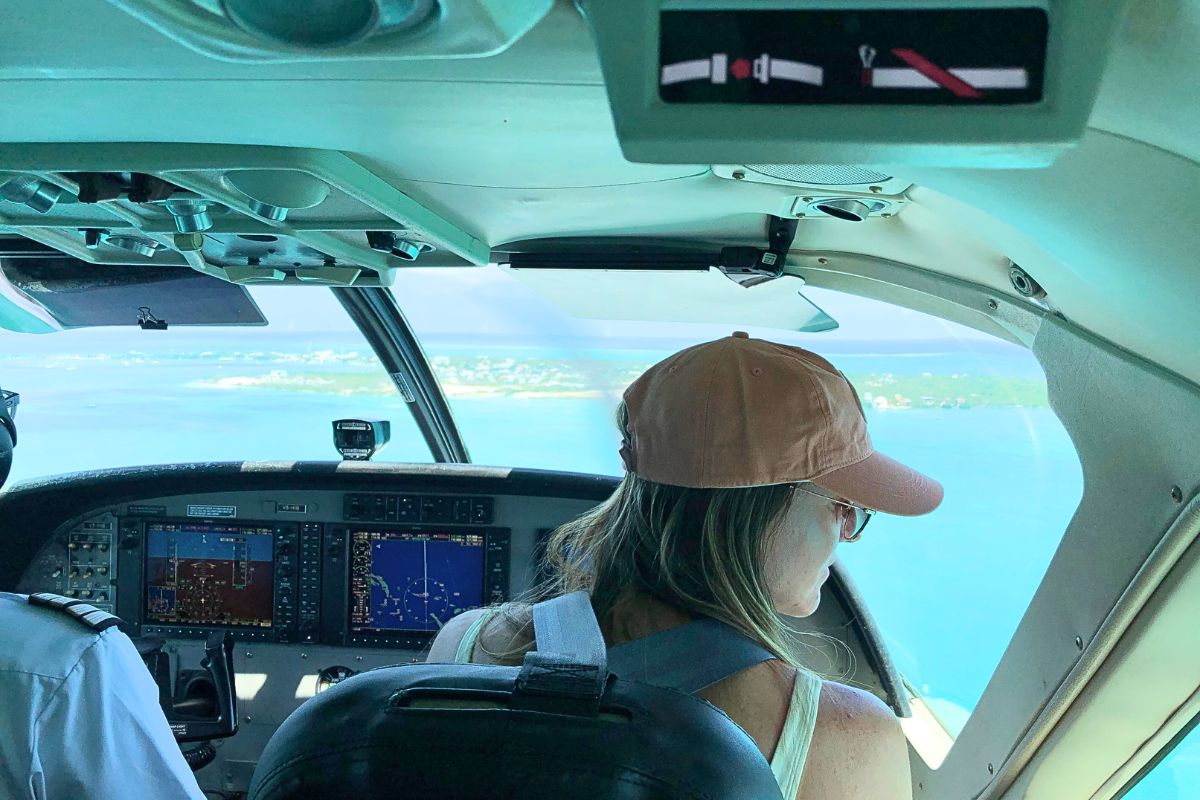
left=1, top=266, right=1085, bottom=752
left=0, top=287, right=429, bottom=484
left=387, top=265, right=1083, bottom=746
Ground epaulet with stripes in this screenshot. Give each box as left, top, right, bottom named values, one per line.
left=28, top=592, right=125, bottom=633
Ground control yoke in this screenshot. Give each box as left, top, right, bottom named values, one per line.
left=138, top=631, right=239, bottom=743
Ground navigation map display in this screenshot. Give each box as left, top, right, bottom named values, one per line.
left=144, top=522, right=275, bottom=628
left=349, top=530, right=485, bottom=633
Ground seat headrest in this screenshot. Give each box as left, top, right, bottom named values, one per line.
left=247, top=661, right=784, bottom=800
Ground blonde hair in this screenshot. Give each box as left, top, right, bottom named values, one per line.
left=538, top=471, right=804, bottom=663
left=466, top=401, right=809, bottom=671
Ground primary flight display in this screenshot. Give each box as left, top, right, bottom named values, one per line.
left=143, top=521, right=276, bottom=628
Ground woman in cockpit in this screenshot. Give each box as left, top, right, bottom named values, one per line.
left=429, top=331, right=943, bottom=800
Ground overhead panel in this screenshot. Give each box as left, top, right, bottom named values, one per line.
left=583, top=0, right=1126, bottom=167
left=0, top=144, right=488, bottom=289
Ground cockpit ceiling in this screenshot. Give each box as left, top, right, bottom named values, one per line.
left=0, top=1, right=1197, bottom=386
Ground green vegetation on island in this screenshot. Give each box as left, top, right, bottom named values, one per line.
left=188, top=353, right=1049, bottom=409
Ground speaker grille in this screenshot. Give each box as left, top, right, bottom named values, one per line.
left=745, top=165, right=893, bottom=185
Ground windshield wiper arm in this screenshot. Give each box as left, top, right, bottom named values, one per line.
left=332, top=287, right=469, bottom=464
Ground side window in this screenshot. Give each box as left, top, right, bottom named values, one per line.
left=808, top=292, right=1084, bottom=744
left=1120, top=719, right=1200, bottom=799
left=386, top=265, right=1085, bottom=750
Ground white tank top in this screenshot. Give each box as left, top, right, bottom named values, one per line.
left=454, top=608, right=822, bottom=799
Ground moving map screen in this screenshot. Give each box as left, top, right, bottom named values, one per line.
left=349, top=530, right=485, bottom=633
left=144, top=522, right=275, bottom=628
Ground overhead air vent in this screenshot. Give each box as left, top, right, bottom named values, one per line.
left=746, top=165, right=893, bottom=186
left=0, top=175, right=70, bottom=214
left=224, top=170, right=331, bottom=223
left=103, top=0, right=553, bottom=62
left=218, top=0, right=438, bottom=49
left=808, top=199, right=881, bottom=222
left=711, top=165, right=908, bottom=220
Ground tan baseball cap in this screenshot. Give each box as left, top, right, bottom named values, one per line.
left=620, top=332, right=943, bottom=516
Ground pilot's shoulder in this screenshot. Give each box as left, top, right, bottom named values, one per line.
left=0, top=592, right=119, bottom=680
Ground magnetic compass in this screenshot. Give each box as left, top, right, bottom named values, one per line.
left=315, top=665, right=358, bottom=694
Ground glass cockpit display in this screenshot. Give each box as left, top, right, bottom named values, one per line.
left=349, top=530, right=485, bottom=633
left=144, top=522, right=275, bottom=628
left=659, top=8, right=1048, bottom=105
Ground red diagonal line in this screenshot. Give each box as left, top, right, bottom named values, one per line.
left=891, top=48, right=984, bottom=98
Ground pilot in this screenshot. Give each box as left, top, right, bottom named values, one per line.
left=0, top=387, right=202, bottom=798
left=430, top=332, right=943, bottom=800
left=0, top=429, right=204, bottom=800
left=0, top=595, right=206, bottom=799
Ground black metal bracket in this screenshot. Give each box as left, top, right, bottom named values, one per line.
left=717, top=215, right=799, bottom=287
left=136, top=306, right=169, bottom=331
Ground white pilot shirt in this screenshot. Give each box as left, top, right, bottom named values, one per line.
left=0, top=592, right=205, bottom=800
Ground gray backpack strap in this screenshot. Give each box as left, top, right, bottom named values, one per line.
left=531, top=591, right=608, bottom=672
left=515, top=591, right=608, bottom=713
left=607, top=617, right=775, bottom=694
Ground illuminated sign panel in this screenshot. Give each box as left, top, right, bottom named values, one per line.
left=659, top=8, right=1048, bottom=105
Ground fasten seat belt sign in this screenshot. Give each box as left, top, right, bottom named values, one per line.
left=661, top=54, right=824, bottom=87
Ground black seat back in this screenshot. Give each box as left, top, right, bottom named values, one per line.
left=248, top=593, right=784, bottom=800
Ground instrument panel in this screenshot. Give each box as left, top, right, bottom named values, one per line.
left=0, top=465, right=614, bottom=795
left=14, top=481, right=587, bottom=651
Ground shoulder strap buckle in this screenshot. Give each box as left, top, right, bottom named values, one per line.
left=512, top=592, right=609, bottom=714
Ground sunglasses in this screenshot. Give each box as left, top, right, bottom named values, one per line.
left=1, top=388, right=16, bottom=421
left=789, top=482, right=874, bottom=542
